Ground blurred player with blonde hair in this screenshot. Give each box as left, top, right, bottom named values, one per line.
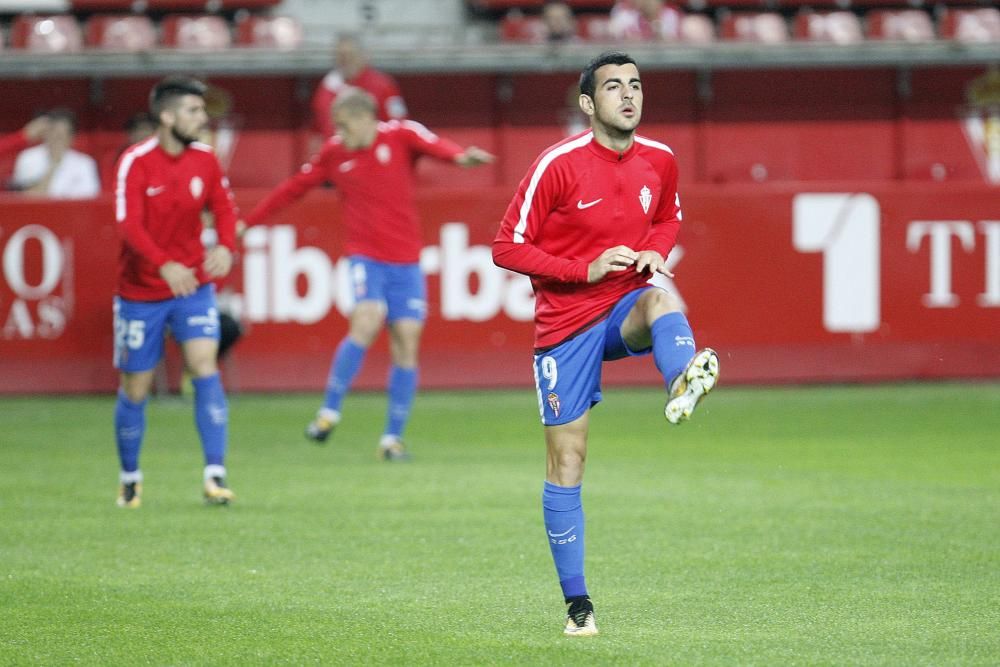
left=247, top=89, right=493, bottom=460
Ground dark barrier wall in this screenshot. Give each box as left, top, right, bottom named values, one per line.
left=1, top=67, right=998, bottom=191
left=1, top=183, right=997, bottom=393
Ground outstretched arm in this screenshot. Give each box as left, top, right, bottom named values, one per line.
left=244, top=150, right=329, bottom=227
left=455, top=146, right=494, bottom=167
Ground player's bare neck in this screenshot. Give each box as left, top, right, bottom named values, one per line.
left=591, top=125, right=634, bottom=156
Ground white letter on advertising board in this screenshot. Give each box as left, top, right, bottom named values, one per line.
left=793, top=193, right=881, bottom=333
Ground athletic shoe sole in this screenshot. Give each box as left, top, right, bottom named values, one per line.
left=665, top=347, right=720, bottom=425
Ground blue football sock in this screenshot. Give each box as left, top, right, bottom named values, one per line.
left=323, top=338, right=367, bottom=413
left=192, top=373, right=228, bottom=467
left=651, top=312, right=696, bottom=389
left=114, top=389, right=146, bottom=473
left=384, top=365, right=418, bottom=439
left=542, top=481, right=588, bottom=601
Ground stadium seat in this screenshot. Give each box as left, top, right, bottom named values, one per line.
left=779, top=0, right=854, bottom=8
left=579, top=14, right=613, bottom=41
left=793, top=11, right=863, bottom=44
left=72, top=0, right=281, bottom=7
left=692, top=0, right=794, bottom=7
left=846, top=0, right=931, bottom=6
left=161, top=14, right=232, bottom=49
left=10, top=15, right=84, bottom=52
left=680, top=14, right=715, bottom=43
left=468, top=0, right=614, bottom=8
left=938, top=8, right=1000, bottom=43
left=86, top=14, right=157, bottom=51
left=498, top=11, right=547, bottom=42
left=235, top=15, right=303, bottom=49
left=719, top=12, right=790, bottom=43
left=866, top=9, right=935, bottom=42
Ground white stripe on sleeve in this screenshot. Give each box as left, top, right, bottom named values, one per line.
left=114, top=138, right=158, bottom=223
left=634, top=135, right=674, bottom=154
left=513, top=132, right=592, bottom=244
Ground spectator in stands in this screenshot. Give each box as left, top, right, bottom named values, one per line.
left=542, top=1, right=579, bottom=43
left=609, top=0, right=683, bottom=41
left=311, top=34, right=408, bottom=137
left=125, top=112, right=158, bottom=146
left=562, top=82, right=589, bottom=136
left=246, top=89, right=493, bottom=462
left=101, top=112, right=160, bottom=196
left=0, top=116, right=50, bottom=157
left=11, top=109, right=100, bottom=199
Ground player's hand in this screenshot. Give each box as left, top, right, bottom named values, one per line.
left=634, top=250, right=673, bottom=278
left=456, top=146, right=495, bottom=167
left=159, top=261, right=199, bottom=297
left=23, top=116, right=51, bottom=142
left=587, top=245, right=638, bottom=283
left=203, top=246, right=233, bottom=278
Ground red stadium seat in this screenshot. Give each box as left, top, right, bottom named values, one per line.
left=72, top=0, right=281, bottom=8
left=86, top=14, right=157, bottom=51
left=938, top=8, right=1000, bottom=43
left=866, top=10, right=935, bottom=42
left=846, top=0, right=930, bottom=6
left=161, top=14, right=232, bottom=49
left=498, top=11, right=547, bottom=43
left=10, top=15, right=84, bottom=52
left=579, top=14, right=613, bottom=41
left=680, top=14, right=715, bottom=43
left=719, top=12, right=790, bottom=43
left=235, top=15, right=303, bottom=49
left=468, top=0, right=614, bottom=8
left=793, top=11, right=863, bottom=44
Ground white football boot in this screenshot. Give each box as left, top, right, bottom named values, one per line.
left=665, top=348, right=720, bottom=425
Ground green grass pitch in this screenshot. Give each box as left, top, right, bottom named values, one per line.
left=2, top=383, right=998, bottom=665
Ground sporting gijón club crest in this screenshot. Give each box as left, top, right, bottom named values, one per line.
left=639, top=185, right=652, bottom=214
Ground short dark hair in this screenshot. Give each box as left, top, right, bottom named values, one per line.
left=149, top=76, right=207, bottom=117
left=579, top=51, right=637, bottom=99
left=45, top=107, right=78, bottom=133
left=125, top=111, right=156, bottom=133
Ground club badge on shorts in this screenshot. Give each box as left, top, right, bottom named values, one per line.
left=547, top=392, right=561, bottom=418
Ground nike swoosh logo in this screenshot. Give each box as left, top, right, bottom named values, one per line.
left=146, top=186, right=165, bottom=196
left=547, top=526, right=576, bottom=538
left=577, top=198, right=602, bottom=209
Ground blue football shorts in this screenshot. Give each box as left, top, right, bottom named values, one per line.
left=348, top=255, right=427, bottom=322
left=113, top=283, right=220, bottom=372
left=533, top=286, right=656, bottom=426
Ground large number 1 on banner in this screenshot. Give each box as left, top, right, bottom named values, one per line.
left=792, top=193, right=881, bottom=333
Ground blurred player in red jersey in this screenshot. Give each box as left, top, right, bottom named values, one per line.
left=246, top=89, right=493, bottom=461
left=112, top=76, right=241, bottom=508
left=493, top=51, right=720, bottom=636
left=311, top=34, right=407, bottom=137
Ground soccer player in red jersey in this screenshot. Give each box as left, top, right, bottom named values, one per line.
left=493, top=51, right=720, bottom=636
left=246, top=89, right=493, bottom=461
left=311, top=34, right=407, bottom=137
left=112, top=77, right=241, bottom=508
